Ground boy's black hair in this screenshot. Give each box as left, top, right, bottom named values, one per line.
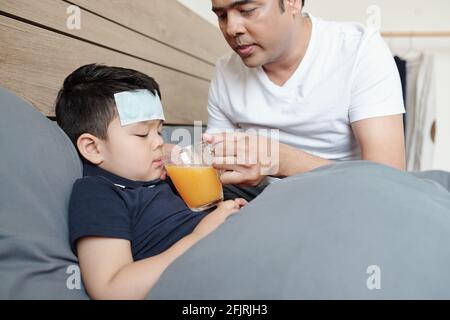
left=279, top=0, right=305, bottom=12
left=55, top=64, right=161, bottom=146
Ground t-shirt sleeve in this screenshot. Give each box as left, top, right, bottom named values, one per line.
left=206, top=64, right=238, bottom=134
left=349, top=29, right=406, bottom=123
left=68, top=177, right=132, bottom=255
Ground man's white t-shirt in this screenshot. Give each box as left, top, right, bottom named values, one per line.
left=206, top=14, right=406, bottom=161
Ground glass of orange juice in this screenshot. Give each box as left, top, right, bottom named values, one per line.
left=164, top=142, right=223, bottom=212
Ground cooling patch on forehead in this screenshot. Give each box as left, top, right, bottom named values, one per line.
left=114, top=89, right=165, bottom=126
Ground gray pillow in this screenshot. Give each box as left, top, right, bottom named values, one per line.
left=411, top=171, right=450, bottom=192
left=149, top=161, right=450, bottom=299
left=0, top=87, right=88, bottom=299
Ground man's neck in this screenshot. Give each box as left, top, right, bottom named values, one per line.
left=263, top=16, right=312, bottom=87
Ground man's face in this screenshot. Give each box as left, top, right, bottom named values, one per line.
left=212, top=0, right=297, bottom=67
left=99, top=118, right=166, bottom=182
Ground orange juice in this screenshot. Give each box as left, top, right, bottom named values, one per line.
left=165, top=165, right=223, bottom=211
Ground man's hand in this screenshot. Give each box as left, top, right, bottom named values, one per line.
left=203, top=132, right=280, bottom=187
left=192, top=198, right=247, bottom=238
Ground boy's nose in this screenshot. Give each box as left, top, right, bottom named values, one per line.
left=152, top=134, right=165, bottom=151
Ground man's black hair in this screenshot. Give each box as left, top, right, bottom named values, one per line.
left=55, top=64, right=161, bottom=146
left=279, top=0, right=305, bottom=12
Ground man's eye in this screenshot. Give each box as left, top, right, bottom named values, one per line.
left=241, top=8, right=257, bottom=15
left=218, top=13, right=227, bottom=20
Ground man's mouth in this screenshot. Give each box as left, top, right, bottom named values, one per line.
left=236, top=44, right=255, bottom=57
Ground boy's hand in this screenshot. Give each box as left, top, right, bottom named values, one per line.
left=216, top=198, right=247, bottom=213
left=192, top=198, right=248, bottom=238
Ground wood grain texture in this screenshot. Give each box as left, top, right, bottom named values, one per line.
left=68, top=0, right=229, bottom=64
left=0, top=0, right=215, bottom=80
left=0, top=16, right=209, bottom=124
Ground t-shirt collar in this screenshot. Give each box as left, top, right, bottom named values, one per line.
left=83, top=163, right=163, bottom=189
left=255, top=12, right=316, bottom=91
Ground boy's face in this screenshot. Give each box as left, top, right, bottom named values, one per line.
left=98, top=117, right=166, bottom=181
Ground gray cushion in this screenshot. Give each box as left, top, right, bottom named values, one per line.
left=149, top=161, right=450, bottom=299
left=411, top=171, right=450, bottom=192
left=0, top=87, right=88, bottom=299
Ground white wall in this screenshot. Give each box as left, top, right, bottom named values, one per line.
left=180, top=0, right=450, bottom=171
left=177, top=0, right=218, bottom=26
left=306, top=0, right=450, bottom=31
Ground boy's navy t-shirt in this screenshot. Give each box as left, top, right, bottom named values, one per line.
left=69, top=163, right=209, bottom=261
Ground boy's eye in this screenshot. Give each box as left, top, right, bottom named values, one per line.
left=135, top=134, right=149, bottom=138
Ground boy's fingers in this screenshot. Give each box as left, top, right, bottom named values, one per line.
left=220, top=200, right=238, bottom=209
left=235, top=198, right=248, bottom=207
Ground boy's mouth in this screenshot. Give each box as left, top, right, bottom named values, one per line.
left=152, top=159, right=163, bottom=167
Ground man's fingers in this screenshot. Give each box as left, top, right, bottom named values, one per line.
left=212, top=153, right=256, bottom=166
left=209, top=133, right=248, bottom=157
left=213, top=163, right=242, bottom=172
left=202, top=133, right=214, bottom=144
left=218, top=170, right=245, bottom=185
left=203, top=132, right=229, bottom=145
left=213, top=156, right=240, bottom=165
left=211, top=141, right=234, bottom=157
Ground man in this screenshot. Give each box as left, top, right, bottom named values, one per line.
left=203, top=0, right=406, bottom=199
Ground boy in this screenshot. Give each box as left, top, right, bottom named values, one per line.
left=55, top=64, right=247, bottom=300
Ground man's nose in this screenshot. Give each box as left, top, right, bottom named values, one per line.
left=226, top=13, right=245, bottom=38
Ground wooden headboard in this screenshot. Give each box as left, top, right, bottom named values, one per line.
left=0, top=0, right=229, bottom=124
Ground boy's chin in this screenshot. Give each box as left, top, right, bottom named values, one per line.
left=137, top=170, right=166, bottom=182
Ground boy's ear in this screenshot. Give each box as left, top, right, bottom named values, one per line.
left=77, top=133, right=105, bottom=165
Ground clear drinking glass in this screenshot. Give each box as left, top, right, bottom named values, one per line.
left=164, top=142, right=224, bottom=212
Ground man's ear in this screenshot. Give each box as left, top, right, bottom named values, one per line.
left=77, top=133, right=105, bottom=165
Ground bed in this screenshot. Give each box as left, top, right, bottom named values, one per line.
left=1, top=86, right=450, bottom=299
left=1, top=1, right=450, bottom=300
